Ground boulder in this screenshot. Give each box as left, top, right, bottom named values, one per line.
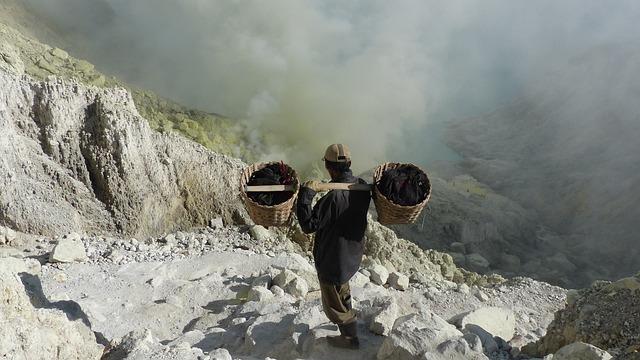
left=424, top=337, right=489, bottom=360
left=50, top=48, right=69, bottom=60
left=284, top=276, right=309, bottom=298
left=465, top=253, right=490, bottom=273
left=382, top=259, right=397, bottom=274
left=388, top=272, right=410, bottom=291
left=369, top=264, right=389, bottom=285
left=273, top=269, right=298, bottom=288
left=210, top=348, right=233, bottom=360
left=0, top=226, right=17, bottom=245
left=457, top=283, right=471, bottom=294
left=247, top=286, right=275, bottom=302
left=474, top=289, right=490, bottom=302
left=450, top=307, right=516, bottom=341
left=553, top=342, right=612, bottom=360
left=370, top=298, right=399, bottom=336
left=351, top=271, right=370, bottom=287
left=449, top=242, right=466, bottom=254
left=464, top=324, right=499, bottom=353
left=209, top=217, right=224, bottom=229
left=270, top=285, right=285, bottom=297
left=377, top=311, right=463, bottom=360
left=49, top=233, right=88, bottom=263
left=103, top=329, right=205, bottom=359
left=250, top=225, right=272, bottom=242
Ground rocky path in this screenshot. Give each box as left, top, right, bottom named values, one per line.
left=0, top=224, right=566, bottom=359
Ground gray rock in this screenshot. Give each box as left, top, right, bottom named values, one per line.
left=209, top=217, right=224, bottom=229
left=474, top=289, right=490, bottom=302
left=50, top=47, right=69, bottom=60
left=388, top=272, right=410, bottom=291
left=210, top=348, right=233, bottom=360
left=466, top=253, right=490, bottom=272
left=250, top=225, right=272, bottom=242
left=427, top=337, right=489, bottom=359
left=369, top=264, right=389, bottom=285
left=464, top=324, right=499, bottom=353
left=457, top=283, right=471, bottom=294
left=270, top=285, right=285, bottom=297
left=49, top=233, right=88, bottom=263
left=553, top=342, right=612, bottom=360
left=351, top=271, right=370, bottom=287
left=107, top=329, right=206, bottom=359
left=382, top=259, right=397, bottom=274
left=273, top=269, right=297, bottom=288
left=167, top=330, right=205, bottom=347
left=284, top=276, right=309, bottom=298
left=463, top=333, right=484, bottom=353
left=370, top=298, right=399, bottom=336
left=450, top=307, right=516, bottom=341
left=0, top=226, right=17, bottom=245
left=377, top=310, right=463, bottom=360
left=450, top=242, right=466, bottom=254
left=247, top=286, right=275, bottom=302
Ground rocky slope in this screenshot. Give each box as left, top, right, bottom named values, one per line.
left=523, top=275, right=640, bottom=359
left=1, top=223, right=568, bottom=360
left=0, top=67, right=246, bottom=238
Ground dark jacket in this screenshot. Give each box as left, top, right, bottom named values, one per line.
left=296, top=170, right=371, bottom=285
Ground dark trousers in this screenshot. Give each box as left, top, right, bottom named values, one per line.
left=319, top=278, right=357, bottom=335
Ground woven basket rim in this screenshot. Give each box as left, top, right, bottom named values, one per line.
left=240, top=161, right=300, bottom=210
left=373, top=162, right=431, bottom=209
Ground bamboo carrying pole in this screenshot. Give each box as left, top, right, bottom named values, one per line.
left=245, top=183, right=373, bottom=192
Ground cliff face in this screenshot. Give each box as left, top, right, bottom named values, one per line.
left=0, top=68, right=247, bottom=237
left=447, top=45, right=640, bottom=282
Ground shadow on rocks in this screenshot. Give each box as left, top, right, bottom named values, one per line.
left=19, top=272, right=110, bottom=346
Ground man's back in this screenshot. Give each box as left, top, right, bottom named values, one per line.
left=308, top=178, right=370, bottom=284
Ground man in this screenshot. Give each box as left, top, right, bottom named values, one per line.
left=296, top=144, right=371, bottom=349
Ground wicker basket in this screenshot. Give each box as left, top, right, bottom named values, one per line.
left=373, top=162, right=431, bottom=224
left=240, top=162, right=299, bottom=227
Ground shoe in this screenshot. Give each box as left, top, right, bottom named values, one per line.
left=326, top=335, right=360, bottom=349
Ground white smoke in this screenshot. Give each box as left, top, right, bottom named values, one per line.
left=22, top=0, right=640, bottom=174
